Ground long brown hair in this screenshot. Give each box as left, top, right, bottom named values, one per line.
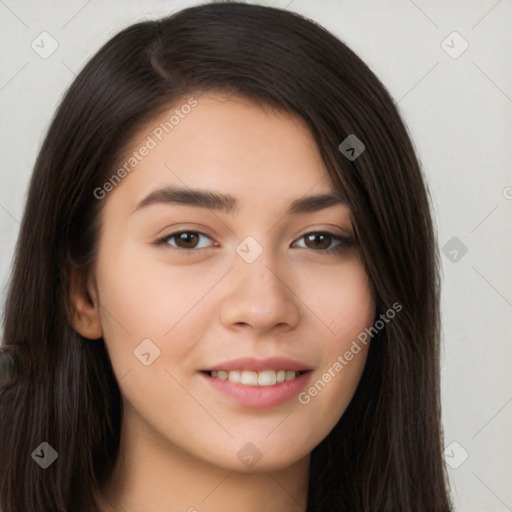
left=0, top=2, right=453, bottom=510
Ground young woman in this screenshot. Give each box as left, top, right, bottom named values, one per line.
left=0, top=2, right=453, bottom=511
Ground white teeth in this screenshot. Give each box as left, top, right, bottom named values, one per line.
left=228, top=370, right=240, bottom=383
left=258, top=370, right=276, bottom=386
left=240, top=371, right=258, bottom=386
left=285, top=371, right=296, bottom=381
left=209, top=369, right=301, bottom=386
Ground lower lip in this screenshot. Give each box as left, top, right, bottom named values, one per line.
left=200, top=372, right=312, bottom=409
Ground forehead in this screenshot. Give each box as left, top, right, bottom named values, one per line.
left=104, top=93, right=341, bottom=213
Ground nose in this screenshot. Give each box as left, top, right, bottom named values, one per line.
left=218, top=248, right=300, bottom=334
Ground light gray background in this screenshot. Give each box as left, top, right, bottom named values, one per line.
left=1, top=1, right=511, bottom=510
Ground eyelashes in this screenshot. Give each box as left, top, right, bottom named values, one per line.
left=152, top=230, right=354, bottom=255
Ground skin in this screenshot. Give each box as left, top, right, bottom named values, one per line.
left=71, top=93, right=376, bottom=512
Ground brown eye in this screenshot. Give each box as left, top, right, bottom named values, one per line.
left=154, top=230, right=353, bottom=255
left=174, top=232, right=200, bottom=249
left=295, top=232, right=353, bottom=254
left=155, top=231, right=213, bottom=251
left=303, top=233, right=332, bottom=250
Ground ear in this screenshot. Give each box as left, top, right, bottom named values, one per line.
left=69, top=267, right=103, bottom=340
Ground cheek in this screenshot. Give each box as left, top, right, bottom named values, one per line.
left=284, top=260, right=374, bottom=438
left=94, top=242, right=222, bottom=385
left=93, top=248, right=214, bottom=428
left=293, top=343, right=370, bottom=455
left=293, top=272, right=373, bottom=420
left=95, top=240, right=214, bottom=339
left=295, top=257, right=375, bottom=341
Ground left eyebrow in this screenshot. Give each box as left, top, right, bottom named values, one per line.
left=131, top=186, right=348, bottom=216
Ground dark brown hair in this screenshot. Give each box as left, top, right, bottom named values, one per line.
left=0, top=2, right=453, bottom=510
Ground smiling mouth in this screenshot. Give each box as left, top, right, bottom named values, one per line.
left=201, top=369, right=309, bottom=386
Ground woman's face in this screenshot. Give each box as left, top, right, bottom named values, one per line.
left=86, top=93, right=375, bottom=472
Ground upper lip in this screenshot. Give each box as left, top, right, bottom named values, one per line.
left=201, top=356, right=313, bottom=372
